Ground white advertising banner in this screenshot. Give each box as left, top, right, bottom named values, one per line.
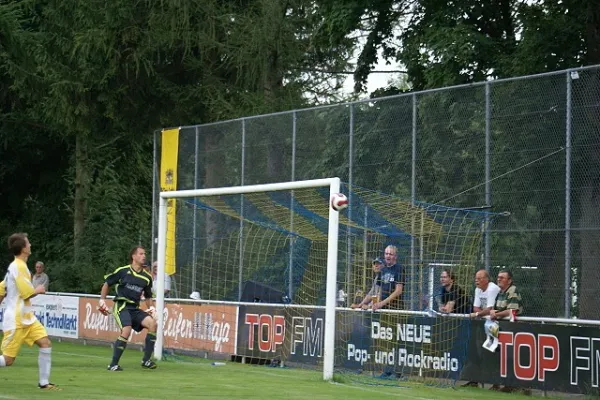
left=0, top=294, right=79, bottom=339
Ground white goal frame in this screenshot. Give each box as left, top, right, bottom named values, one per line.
left=155, top=177, right=342, bottom=380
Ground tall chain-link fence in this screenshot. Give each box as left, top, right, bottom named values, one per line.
left=153, top=65, right=600, bottom=320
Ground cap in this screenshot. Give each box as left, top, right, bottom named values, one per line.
left=372, top=257, right=384, bottom=265
left=190, top=291, right=201, bottom=300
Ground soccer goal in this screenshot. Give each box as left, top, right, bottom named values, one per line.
left=155, top=178, right=342, bottom=379
left=154, top=178, right=488, bottom=384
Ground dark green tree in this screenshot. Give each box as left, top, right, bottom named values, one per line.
left=315, top=0, right=600, bottom=317
left=0, top=0, right=353, bottom=291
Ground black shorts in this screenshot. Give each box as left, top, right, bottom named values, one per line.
left=113, top=301, right=150, bottom=332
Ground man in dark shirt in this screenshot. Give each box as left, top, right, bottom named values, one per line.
left=438, top=268, right=471, bottom=314
left=374, top=245, right=406, bottom=380
left=99, top=246, right=158, bottom=371
left=373, top=245, right=405, bottom=311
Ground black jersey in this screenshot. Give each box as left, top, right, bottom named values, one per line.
left=104, top=265, right=152, bottom=306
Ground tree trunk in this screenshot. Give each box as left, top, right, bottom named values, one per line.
left=73, top=132, right=90, bottom=262
left=584, top=1, right=600, bottom=64
left=265, top=46, right=285, bottom=181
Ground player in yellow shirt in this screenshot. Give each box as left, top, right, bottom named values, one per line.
left=0, top=233, right=60, bottom=390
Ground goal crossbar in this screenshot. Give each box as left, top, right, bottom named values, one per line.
left=155, top=177, right=341, bottom=380
left=159, top=178, right=340, bottom=199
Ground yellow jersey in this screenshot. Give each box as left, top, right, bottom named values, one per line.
left=2, top=258, right=37, bottom=330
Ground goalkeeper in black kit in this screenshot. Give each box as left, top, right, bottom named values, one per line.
left=99, top=246, right=158, bottom=371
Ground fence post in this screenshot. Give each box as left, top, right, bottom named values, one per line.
left=191, top=126, right=200, bottom=293
left=411, top=93, right=417, bottom=310
left=485, top=82, right=491, bottom=271
left=151, top=130, right=158, bottom=266
left=238, top=119, right=246, bottom=301
left=347, top=104, right=354, bottom=300
left=564, top=71, right=573, bottom=318
left=288, top=112, right=297, bottom=299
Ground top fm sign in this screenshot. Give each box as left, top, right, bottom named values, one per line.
left=499, top=331, right=600, bottom=388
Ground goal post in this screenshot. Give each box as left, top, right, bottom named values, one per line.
left=155, top=177, right=342, bottom=380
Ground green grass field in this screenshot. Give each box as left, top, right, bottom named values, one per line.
left=0, top=341, right=542, bottom=399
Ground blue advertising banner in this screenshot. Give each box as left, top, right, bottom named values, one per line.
left=236, top=306, right=470, bottom=379
left=340, top=312, right=471, bottom=380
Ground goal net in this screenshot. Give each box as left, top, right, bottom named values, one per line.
left=154, top=178, right=489, bottom=385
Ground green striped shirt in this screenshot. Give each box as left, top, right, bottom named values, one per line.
left=494, top=284, right=523, bottom=316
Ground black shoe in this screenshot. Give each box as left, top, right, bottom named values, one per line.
left=39, top=383, right=61, bottom=390
left=141, top=360, right=157, bottom=369
left=107, top=364, right=123, bottom=371
left=461, top=381, right=479, bottom=388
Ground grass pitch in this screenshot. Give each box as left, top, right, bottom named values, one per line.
left=0, top=341, right=541, bottom=399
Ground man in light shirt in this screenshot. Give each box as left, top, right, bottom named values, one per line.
left=471, top=269, right=500, bottom=319
left=151, top=261, right=171, bottom=298
left=32, top=261, right=49, bottom=291
left=461, top=268, right=500, bottom=388
left=0, top=233, right=59, bottom=390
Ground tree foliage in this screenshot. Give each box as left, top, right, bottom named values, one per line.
left=317, top=0, right=597, bottom=91
left=0, top=0, right=598, bottom=319
left=315, top=0, right=600, bottom=317
left=0, top=0, right=352, bottom=292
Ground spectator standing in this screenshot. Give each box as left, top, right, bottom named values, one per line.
left=490, top=270, right=526, bottom=394
left=461, top=269, right=500, bottom=388
left=151, top=261, right=172, bottom=298
left=374, top=245, right=406, bottom=380
left=351, top=258, right=383, bottom=309
left=32, top=261, right=49, bottom=291
left=372, top=245, right=405, bottom=311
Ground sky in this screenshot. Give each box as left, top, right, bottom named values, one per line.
left=340, top=47, right=404, bottom=98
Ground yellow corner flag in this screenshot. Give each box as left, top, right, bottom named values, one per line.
left=161, top=128, right=180, bottom=275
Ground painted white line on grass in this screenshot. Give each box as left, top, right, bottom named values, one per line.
left=332, top=382, right=436, bottom=400
left=0, top=395, right=18, bottom=399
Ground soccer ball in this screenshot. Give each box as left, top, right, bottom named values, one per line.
left=330, top=193, right=349, bottom=211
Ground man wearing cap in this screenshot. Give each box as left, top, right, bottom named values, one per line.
left=351, top=258, right=384, bottom=309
